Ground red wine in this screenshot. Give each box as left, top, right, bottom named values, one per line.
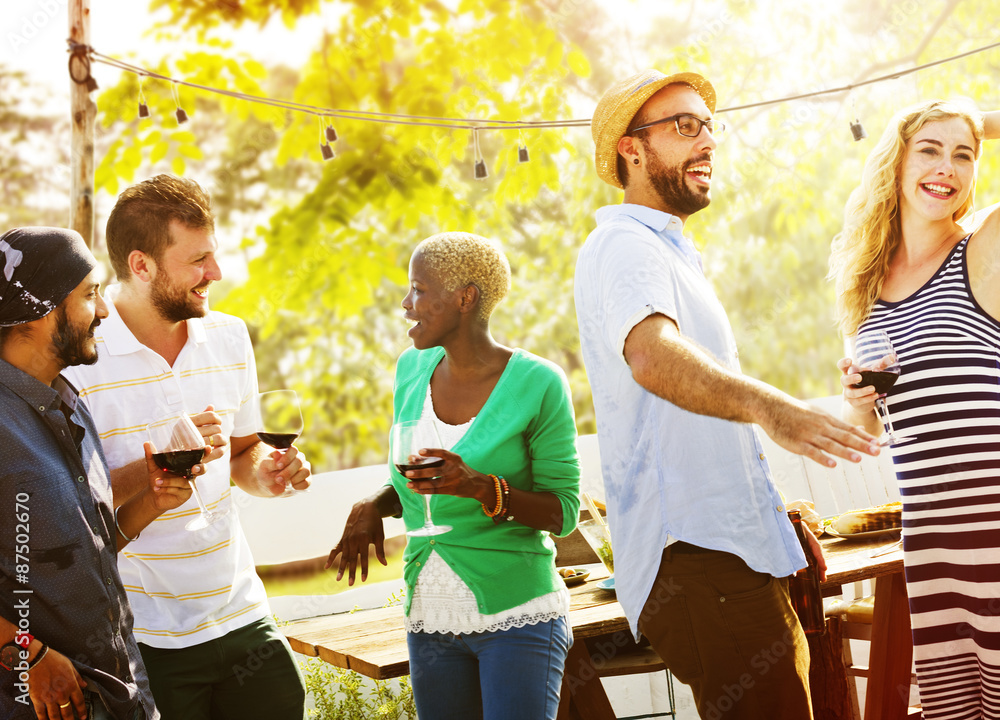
left=395, top=458, right=445, bottom=477
left=852, top=369, right=899, bottom=395
left=152, top=449, right=205, bottom=479
left=257, top=432, right=299, bottom=450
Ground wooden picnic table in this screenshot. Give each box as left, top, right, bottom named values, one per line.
left=818, top=533, right=910, bottom=720
left=283, top=535, right=910, bottom=719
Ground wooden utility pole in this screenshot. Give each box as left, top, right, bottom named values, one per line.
left=68, top=0, right=95, bottom=248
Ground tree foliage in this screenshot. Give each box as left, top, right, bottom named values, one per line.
left=83, top=0, right=1000, bottom=470
left=0, top=67, right=69, bottom=228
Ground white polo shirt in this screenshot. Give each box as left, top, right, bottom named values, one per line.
left=64, top=287, right=269, bottom=649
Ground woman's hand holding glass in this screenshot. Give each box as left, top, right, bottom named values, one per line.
left=839, top=330, right=911, bottom=446
left=838, top=356, right=881, bottom=414
left=401, top=447, right=494, bottom=504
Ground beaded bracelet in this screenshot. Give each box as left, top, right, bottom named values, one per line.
left=492, top=478, right=513, bottom=525
left=482, top=475, right=504, bottom=517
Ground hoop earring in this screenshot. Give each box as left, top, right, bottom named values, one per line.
left=633, top=158, right=640, bottom=165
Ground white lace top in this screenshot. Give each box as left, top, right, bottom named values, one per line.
left=405, top=385, right=570, bottom=634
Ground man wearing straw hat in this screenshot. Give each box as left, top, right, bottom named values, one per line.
left=575, top=71, right=881, bottom=718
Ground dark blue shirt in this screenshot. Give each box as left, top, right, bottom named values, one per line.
left=0, top=360, right=157, bottom=719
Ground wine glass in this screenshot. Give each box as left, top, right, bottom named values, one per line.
left=391, top=419, right=451, bottom=537
left=255, top=390, right=304, bottom=498
left=852, top=330, right=913, bottom=446
left=147, top=413, right=222, bottom=530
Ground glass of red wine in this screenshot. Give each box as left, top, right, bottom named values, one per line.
left=391, top=419, right=451, bottom=537
left=852, top=330, right=913, bottom=446
left=255, top=390, right=304, bottom=498
left=147, top=413, right=222, bottom=530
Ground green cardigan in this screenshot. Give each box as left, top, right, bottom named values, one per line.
left=391, top=346, right=581, bottom=616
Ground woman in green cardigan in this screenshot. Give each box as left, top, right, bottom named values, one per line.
left=327, top=231, right=581, bottom=720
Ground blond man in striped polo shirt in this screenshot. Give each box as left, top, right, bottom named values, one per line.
left=65, top=175, right=311, bottom=720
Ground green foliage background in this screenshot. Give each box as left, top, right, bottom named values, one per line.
left=6, top=0, right=999, bottom=470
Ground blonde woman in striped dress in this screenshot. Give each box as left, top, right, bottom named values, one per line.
left=831, top=100, right=1000, bottom=718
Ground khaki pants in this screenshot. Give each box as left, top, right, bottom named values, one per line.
left=637, top=543, right=812, bottom=720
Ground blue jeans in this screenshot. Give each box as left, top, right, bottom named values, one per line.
left=406, top=616, right=572, bottom=720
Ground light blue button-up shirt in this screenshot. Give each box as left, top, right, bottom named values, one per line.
left=574, top=204, right=805, bottom=639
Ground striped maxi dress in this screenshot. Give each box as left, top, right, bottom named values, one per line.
left=858, top=235, right=1000, bottom=719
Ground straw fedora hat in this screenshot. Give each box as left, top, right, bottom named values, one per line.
left=592, top=69, right=716, bottom=189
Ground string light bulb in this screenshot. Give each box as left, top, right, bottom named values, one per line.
left=171, top=82, right=188, bottom=124
left=850, top=118, right=867, bottom=141
left=849, top=94, right=866, bottom=141
left=517, top=131, right=529, bottom=163
left=318, top=116, right=334, bottom=161
left=473, top=129, right=488, bottom=180
left=137, top=76, right=149, bottom=118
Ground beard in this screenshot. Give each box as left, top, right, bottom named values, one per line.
left=52, top=307, right=100, bottom=367
left=150, top=272, right=208, bottom=323
left=644, top=143, right=712, bottom=218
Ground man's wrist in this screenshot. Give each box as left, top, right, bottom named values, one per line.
left=26, top=639, right=48, bottom=668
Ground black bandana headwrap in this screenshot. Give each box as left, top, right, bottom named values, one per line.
left=0, top=227, right=97, bottom=327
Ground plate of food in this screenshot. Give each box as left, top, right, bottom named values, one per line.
left=558, top=567, right=591, bottom=587
left=823, top=502, right=902, bottom=540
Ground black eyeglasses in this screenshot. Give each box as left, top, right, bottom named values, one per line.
left=628, top=113, right=726, bottom=138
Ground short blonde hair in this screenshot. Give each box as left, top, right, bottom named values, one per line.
left=830, top=100, right=983, bottom=336
left=414, top=232, right=511, bottom=321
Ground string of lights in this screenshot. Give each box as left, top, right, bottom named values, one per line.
left=71, top=39, right=1000, bottom=177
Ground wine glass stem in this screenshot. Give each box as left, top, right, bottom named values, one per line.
left=876, top=396, right=897, bottom=437
left=189, top=479, right=212, bottom=516
left=422, top=494, right=434, bottom=528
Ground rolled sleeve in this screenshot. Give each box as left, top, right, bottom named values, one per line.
left=591, top=225, right=681, bottom=362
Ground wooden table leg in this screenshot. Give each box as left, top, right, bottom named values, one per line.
left=864, top=573, right=912, bottom=720
left=559, top=641, right=616, bottom=720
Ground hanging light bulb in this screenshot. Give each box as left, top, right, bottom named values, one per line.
left=849, top=93, right=866, bottom=141
left=325, top=124, right=338, bottom=143
left=517, top=131, right=529, bottom=163
left=473, top=129, right=488, bottom=180
left=172, top=83, right=188, bottom=125
left=137, top=76, right=149, bottom=118
left=850, top=119, right=867, bottom=141
left=318, top=117, right=334, bottom=161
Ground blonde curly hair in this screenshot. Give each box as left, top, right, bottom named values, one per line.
left=829, top=100, right=984, bottom=336
left=414, top=232, right=511, bottom=321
